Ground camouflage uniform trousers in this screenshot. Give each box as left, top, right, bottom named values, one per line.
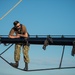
left=14, top=44, right=30, bottom=63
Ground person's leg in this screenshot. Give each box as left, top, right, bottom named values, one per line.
left=22, top=45, right=30, bottom=70
left=10, top=44, right=21, bottom=68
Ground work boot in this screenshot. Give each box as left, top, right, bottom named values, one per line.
left=10, top=61, right=19, bottom=68
left=24, top=62, right=28, bottom=71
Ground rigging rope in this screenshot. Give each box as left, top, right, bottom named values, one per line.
left=0, top=55, right=75, bottom=72
left=0, top=44, right=13, bottom=55
left=59, top=45, right=65, bottom=68
left=0, top=36, right=75, bottom=71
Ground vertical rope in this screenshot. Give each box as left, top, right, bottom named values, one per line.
left=59, top=45, right=65, bottom=68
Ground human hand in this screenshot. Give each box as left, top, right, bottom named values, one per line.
left=16, top=34, right=21, bottom=38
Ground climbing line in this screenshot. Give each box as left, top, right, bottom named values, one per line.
left=0, top=44, right=13, bottom=56
left=0, top=36, right=75, bottom=71
left=27, top=67, right=75, bottom=72
left=0, top=55, right=10, bottom=65
left=59, top=45, right=65, bottom=68
left=0, top=0, right=22, bottom=20
left=0, top=55, right=75, bottom=72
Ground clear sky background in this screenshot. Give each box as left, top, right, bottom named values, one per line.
left=0, top=0, right=75, bottom=75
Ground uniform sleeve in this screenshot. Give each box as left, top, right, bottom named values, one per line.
left=9, top=28, right=15, bottom=35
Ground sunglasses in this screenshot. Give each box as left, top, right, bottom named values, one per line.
left=15, top=25, right=20, bottom=28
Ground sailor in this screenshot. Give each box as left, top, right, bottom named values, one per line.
left=9, top=21, right=30, bottom=71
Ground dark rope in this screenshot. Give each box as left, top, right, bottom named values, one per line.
left=0, top=44, right=13, bottom=55
left=0, top=55, right=24, bottom=70
left=0, top=55, right=75, bottom=72
left=27, top=67, right=75, bottom=72
left=0, top=37, right=75, bottom=71
left=59, top=46, right=65, bottom=68
left=0, top=55, right=10, bottom=65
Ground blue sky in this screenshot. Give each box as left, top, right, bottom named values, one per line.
left=0, top=0, right=75, bottom=75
